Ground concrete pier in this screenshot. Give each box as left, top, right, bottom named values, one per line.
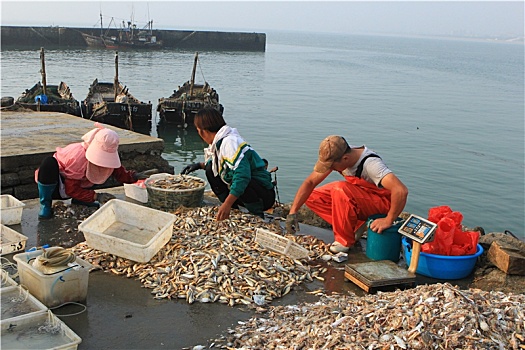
left=0, top=111, right=173, bottom=200
left=0, top=26, right=266, bottom=52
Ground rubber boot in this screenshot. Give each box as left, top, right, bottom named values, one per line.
left=243, top=200, right=265, bottom=219
left=38, top=182, right=56, bottom=220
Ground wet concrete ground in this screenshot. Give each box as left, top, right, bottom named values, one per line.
left=4, top=188, right=466, bottom=349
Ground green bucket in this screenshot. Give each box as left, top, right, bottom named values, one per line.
left=365, top=214, right=404, bottom=262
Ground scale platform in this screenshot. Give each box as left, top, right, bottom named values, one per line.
left=344, top=260, right=416, bottom=293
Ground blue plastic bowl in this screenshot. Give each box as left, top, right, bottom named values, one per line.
left=402, top=237, right=484, bottom=279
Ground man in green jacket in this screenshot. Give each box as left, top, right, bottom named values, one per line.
left=181, top=108, right=275, bottom=220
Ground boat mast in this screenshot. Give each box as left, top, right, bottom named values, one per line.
left=40, top=47, right=47, bottom=95
left=190, top=52, right=198, bottom=97
left=100, top=11, right=103, bottom=36
left=114, top=51, right=119, bottom=100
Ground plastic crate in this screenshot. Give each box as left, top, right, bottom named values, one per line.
left=1, top=286, right=48, bottom=322
left=0, top=194, right=25, bottom=225
left=1, top=269, right=17, bottom=288
left=124, top=183, right=148, bottom=203
left=13, top=250, right=91, bottom=308
left=1, top=224, right=28, bottom=256
left=1, top=310, right=82, bottom=350
left=78, top=199, right=176, bottom=263
left=255, top=228, right=310, bottom=260
left=145, top=174, right=206, bottom=211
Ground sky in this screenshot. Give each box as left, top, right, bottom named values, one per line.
left=0, top=1, right=523, bottom=39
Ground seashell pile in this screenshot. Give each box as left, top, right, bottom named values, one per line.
left=72, top=206, right=332, bottom=306
left=207, top=282, right=525, bottom=349
left=146, top=174, right=205, bottom=191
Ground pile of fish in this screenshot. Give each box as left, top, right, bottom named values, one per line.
left=146, top=174, right=206, bottom=191
left=72, top=206, right=332, bottom=306
left=207, top=283, right=525, bottom=349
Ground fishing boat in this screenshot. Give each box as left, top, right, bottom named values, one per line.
left=81, top=52, right=152, bottom=132
left=81, top=33, right=105, bottom=48
left=82, top=12, right=162, bottom=50
left=157, top=52, right=223, bottom=128
left=103, top=20, right=162, bottom=50
left=15, top=48, right=80, bottom=116
left=81, top=12, right=108, bottom=48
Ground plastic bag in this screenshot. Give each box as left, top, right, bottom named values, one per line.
left=422, top=205, right=479, bottom=256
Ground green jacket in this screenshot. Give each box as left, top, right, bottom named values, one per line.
left=206, top=138, right=274, bottom=198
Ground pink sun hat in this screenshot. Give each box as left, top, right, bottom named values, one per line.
left=84, top=126, right=121, bottom=169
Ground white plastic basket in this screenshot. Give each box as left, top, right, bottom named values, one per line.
left=0, top=310, right=82, bottom=350
left=0, top=194, right=25, bottom=225
left=1, top=224, right=28, bottom=256
left=78, top=199, right=176, bottom=263
left=255, top=228, right=310, bottom=260
left=13, top=249, right=92, bottom=308
left=1, top=286, right=48, bottom=322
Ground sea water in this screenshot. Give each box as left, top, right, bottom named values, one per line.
left=1, top=31, right=523, bottom=238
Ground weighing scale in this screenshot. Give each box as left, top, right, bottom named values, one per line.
left=344, top=214, right=437, bottom=292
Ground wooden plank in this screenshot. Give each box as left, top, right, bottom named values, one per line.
left=487, top=241, right=525, bottom=275
left=345, top=260, right=416, bottom=288
left=344, top=271, right=371, bottom=292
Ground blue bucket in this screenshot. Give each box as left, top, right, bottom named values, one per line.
left=402, top=237, right=484, bottom=279
left=365, top=214, right=404, bottom=262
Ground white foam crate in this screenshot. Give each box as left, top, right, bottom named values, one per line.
left=1, top=310, right=82, bottom=350
left=1, top=269, right=17, bottom=288
left=1, top=224, right=28, bottom=256
left=255, top=228, right=310, bottom=260
left=1, top=194, right=25, bottom=225
left=13, top=250, right=91, bottom=308
left=78, top=199, right=176, bottom=263
left=124, top=182, right=148, bottom=203
left=1, top=286, right=48, bottom=322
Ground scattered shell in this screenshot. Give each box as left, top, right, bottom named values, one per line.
left=208, top=283, right=525, bottom=349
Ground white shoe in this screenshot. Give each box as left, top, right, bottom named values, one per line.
left=330, top=241, right=350, bottom=254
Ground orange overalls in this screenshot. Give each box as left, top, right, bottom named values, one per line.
left=305, top=176, right=391, bottom=247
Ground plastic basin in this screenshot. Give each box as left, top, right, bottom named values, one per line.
left=402, top=237, right=483, bottom=279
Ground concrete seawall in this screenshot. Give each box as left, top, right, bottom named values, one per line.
left=0, top=26, right=266, bottom=52
left=1, top=111, right=174, bottom=200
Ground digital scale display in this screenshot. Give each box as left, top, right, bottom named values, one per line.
left=398, top=214, right=437, bottom=244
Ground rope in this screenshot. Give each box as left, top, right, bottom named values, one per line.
left=50, top=301, right=88, bottom=317
left=273, top=171, right=281, bottom=206
left=198, top=59, right=207, bottom=83
left=1, top=256, right=19, bottom=280
left=125, top=101, right=133, bottom=130
left=32, top=247, right=76, bottom=274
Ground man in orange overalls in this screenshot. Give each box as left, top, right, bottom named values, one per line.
left=285, top=135, right=408, bottom=254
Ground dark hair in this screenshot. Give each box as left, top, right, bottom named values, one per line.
left=194, top=107, right=226, bottom=132
left=262, top=158, right=269, bottom=166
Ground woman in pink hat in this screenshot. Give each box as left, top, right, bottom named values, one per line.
left=35, top=123, right=148, bottom=220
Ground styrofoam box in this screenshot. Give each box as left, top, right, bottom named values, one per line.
left=13, top=250, right=92, bottom=308
left=124, top=183, right=148, bottom=203
left=1, top=224, right=28, bottom=255
left=1, top=269, right=17, bottom=288
left=1, top=310, right=82, bottom=350
left=1, top=286, right=48, bottom=322
left=78, top=199, right=176, bottom=263
left=1, top=194, right=25, bottom=225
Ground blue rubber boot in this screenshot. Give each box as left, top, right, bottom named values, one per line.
left=38, top=182, right=56, bottom=220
